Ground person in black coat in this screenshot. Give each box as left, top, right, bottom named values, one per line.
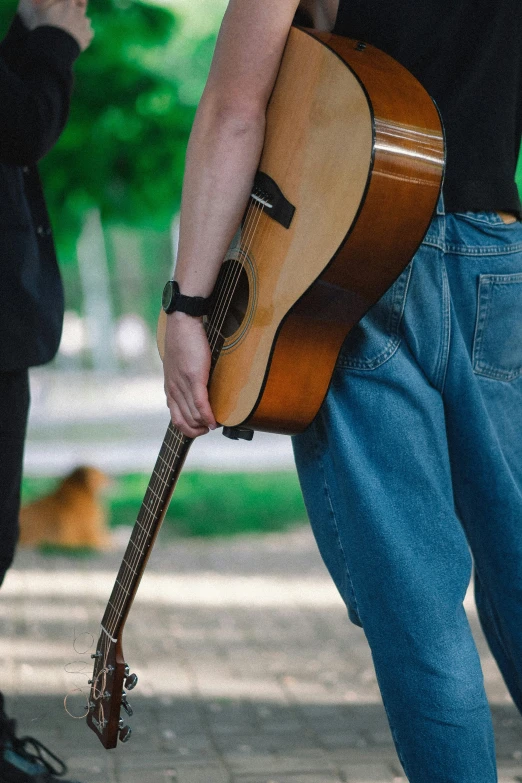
left=0, top=1, right=93, bottom=781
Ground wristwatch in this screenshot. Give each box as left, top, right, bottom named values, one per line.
left=161, top=280, right=212, bottom=317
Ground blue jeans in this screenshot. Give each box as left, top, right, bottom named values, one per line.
left=293, top=199, right=522, bottom=782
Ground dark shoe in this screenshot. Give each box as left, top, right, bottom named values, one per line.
left=0, top=715, right=81, bottom=782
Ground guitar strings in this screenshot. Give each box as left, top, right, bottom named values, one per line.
left=95, top=197, right=269, bottom=661
left=64, top=688, right=90, bottom=721
left=209, top=200, right=265, bottom=354
left=103, top=197, right=268, bottom=639
left=100, top=201, right=256, bottom=633
left=64, top=629, right=95, bottom=720
left=105, top=201, right=264, bottom=632
left=89, top=198, right=271, bottom=733
left=207, top=198, right=263, bottom=345
left=87, top=632, right=111, bottom=727
left=100, top=197, right=266, bottom=640
left=101, top=198, right=264, bottom=634
left=100, top=422, right=190, bottom=638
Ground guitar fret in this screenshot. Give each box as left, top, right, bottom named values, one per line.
left=122, top=557, right=137, bottom=575
left=153, top=467, right=168, bottom=484
left=135, top=516, right=151, bottom=532
left=157, top=452, right=173, bottom=470
left=129, top=538, right=145, bottom=555
left=116, top=578, right=130, bottom=597
left=140, top=501, right=156, bottom=517
left=163, top=438, right=182, bottom=456
left=93, top=426, right=193, bottom=694
left=116, top=561, right=129, bottom=586
left=146, top=485, right=163, bottom=503
left=108, top=600, right=119, bottom=615
left=156, top=454, right=170, bottom=472
left=162, top=441, right=175, bottom=456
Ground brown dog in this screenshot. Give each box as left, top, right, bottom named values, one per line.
left=19, top=466, right=111, bottom=550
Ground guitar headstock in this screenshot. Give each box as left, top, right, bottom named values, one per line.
left=86, top=631, right=138, bottom=749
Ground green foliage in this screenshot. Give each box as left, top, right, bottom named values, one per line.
left=1, top=2, right=520, bottom=262
left=43, top=0, right=196, bottom=258
left=22, top=470, right=307, bottom=540
left=0, top=1, right=215, bottom=258
left=103, top=470, right=307, bottom=537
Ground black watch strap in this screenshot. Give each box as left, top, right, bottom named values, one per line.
left=162, top=280, right=212, bottom=317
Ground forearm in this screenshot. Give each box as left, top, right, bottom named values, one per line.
left=163, top=0, right=300, bottom=438
left=174, top=96, right=266, bottom=298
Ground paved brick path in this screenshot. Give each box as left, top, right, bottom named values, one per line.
left=1, top=527, right=522, bottom=782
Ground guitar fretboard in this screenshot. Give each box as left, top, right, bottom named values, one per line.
left=101, top=424, right=192, bottom=639
left=98, top=210, right=254, bottom=642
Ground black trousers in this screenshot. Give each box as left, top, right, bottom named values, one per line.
left=0, top=370, right=29, bottom=587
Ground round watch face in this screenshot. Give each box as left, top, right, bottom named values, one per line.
left=162, top=280, right=175, bottom=313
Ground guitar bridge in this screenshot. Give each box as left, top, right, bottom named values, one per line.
left=251, top=172, right=295, bottom=229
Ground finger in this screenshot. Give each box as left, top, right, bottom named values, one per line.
left=178, top=375, right=214, bottom=429
left=175, top=389, right=208, bottom=431
left=191, top=383, right=217, bottom=430
left=166, top=396, right=209, bottom=439
left=164, top=375, right=202, bottom=428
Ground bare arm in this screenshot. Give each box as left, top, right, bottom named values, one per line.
left=164, top=0, right=300, bottom=437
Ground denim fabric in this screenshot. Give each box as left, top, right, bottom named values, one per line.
left=292, top=201, right=522, bottom=782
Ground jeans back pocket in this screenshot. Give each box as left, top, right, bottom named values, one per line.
left=473, top=272, right=522, bottom=381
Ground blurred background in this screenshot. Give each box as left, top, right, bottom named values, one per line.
left=1, top=0, right=520, bottom=543
left=2, top=5, right=522, bottom=782
left=0, top=0, right=304, bottom=541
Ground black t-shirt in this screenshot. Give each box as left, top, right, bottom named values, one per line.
left=332, top=0, right=522, bottom=215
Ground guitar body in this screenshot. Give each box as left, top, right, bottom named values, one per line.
left=158, top=27, right=444, bottom=435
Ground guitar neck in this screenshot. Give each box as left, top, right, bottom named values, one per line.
left=100, top=293, right=231, bottom=643
left=100, top=424, right=193, bottom=640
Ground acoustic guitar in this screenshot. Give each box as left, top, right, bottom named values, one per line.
left=86, top=26, right=444, bottom=748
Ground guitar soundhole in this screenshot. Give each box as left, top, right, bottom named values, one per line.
left=216, top=260, right=250, bottom=339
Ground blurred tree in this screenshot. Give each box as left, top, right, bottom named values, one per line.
left=0, top=0, right=520, bottom=259
left=0, top=0, right=206, bottom=259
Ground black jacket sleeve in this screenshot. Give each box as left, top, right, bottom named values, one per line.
left=0, top=15, right=30, bottom=71
left=0, top=25, right=80, bottom=166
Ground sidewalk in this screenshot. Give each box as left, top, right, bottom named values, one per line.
left=1, top=527, right=522, bottom=782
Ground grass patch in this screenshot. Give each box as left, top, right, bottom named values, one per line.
left=21, top=471, right=307, bottom=538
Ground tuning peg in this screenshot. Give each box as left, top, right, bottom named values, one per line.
left=121, top=695, right=133, bottom=717
left=125, top=673, right=138, bottom=691
left=119, top=725, right=132, bottom=743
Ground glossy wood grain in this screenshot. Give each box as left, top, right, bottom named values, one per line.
left=158, top=27, right=444, bottom=435
left=209, top=28, right=374, bottom=426
left=245, top=31, right=444, bottom=433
